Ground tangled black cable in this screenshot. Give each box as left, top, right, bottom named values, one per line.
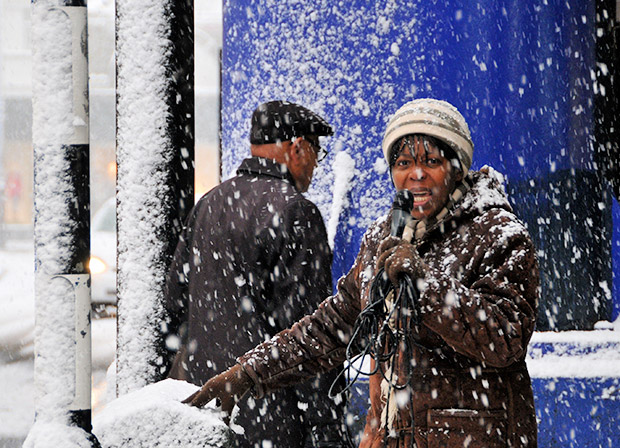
left=328, top=267, right=425, bottom=447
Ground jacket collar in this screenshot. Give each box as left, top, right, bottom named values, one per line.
left=236, top=156, right=298, bottom=189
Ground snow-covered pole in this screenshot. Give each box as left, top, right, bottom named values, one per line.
left=30, top=0, right=99, bottom=445
left=115, top=0, right=194, bottom=396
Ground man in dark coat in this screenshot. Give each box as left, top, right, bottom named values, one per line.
left=163, top=101, right=347, bottom=447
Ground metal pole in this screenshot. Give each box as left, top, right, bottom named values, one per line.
left=31, top=0, right=98, bottom=444
left=115, top=0, right=194, bottom=395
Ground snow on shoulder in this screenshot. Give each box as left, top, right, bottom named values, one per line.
left=93, top=379, right=233, bottom=447
left=461, top=165, right=510, bottom=214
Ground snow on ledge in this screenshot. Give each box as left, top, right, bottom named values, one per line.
left=93, top=379, right=233, bottom=447
left=530, top=329, right=620, bottom=345
left=527, top=358, right=620, bottom=379
left=527, top=329, right=620, bottom=379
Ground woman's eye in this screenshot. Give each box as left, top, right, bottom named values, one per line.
left=427, top=158, right=441, bottom=166
left=396, top=159, right=410, bottom=167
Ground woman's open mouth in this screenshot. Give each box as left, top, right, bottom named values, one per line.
left=412, top=191, right=431, bottom=207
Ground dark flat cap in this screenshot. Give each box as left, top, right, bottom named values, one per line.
left=250, top=100, right=333, bottom=144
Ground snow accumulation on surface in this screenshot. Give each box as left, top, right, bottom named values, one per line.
left=115, top=0, right=176, bottom=395
left=527, top=329, right=620, bottom=378
left=327, top=151, right=356, bottom=248
left=93, top=379, right=233, bottom=448
left=31, top=1, right=84, bottom=423
left=24, top=379, right=232, bottom=448
left=23, top=421, right=96, bottom=448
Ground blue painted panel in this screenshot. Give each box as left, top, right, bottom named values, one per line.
left=535, top=377, right=620, bottom=448
left=221, top=2, right=612, bottom=326
left=222, top=0, right=619, bottom=442
left=222, top=1, right=595, bottom=178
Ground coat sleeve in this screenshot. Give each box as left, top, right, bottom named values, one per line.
left=418, top=210, right=539, bottom=368
left=237, top=228, right=370, bottom=399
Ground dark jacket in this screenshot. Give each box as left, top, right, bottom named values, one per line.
left=164, top=157, right=345, bottom=447
left=238, top=167, right=540, bottom=448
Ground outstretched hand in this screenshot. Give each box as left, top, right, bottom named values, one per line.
left=375, top=236, right=427, bottom=286
left=182, top=364, right=252, bottom=423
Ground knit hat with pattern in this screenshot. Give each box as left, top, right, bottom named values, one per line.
left=382, top=99, right=474, bottom=176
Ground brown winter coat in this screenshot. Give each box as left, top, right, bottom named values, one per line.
left=239, top=168, right=540, bottom=448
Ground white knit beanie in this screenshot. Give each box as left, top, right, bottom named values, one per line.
left=382, top=99, right=474, bottom=176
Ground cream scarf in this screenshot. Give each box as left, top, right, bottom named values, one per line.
left=380, top=176, right=472, bottom=433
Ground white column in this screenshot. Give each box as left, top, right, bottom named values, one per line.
left=115, top=0, right=195, bottom=396
left=29, top=0, right=97, bottom=445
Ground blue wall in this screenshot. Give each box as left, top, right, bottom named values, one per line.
left=221, top=0, right=617, bottom=331
left=221, top=1, right=619, bottom=442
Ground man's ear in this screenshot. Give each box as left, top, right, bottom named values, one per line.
left=288, top=137, right=304, bottom=163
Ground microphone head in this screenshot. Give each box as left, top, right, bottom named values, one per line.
left=390, top=190, right=414, bottom=238
left=393, top=189, right=414, bottom=213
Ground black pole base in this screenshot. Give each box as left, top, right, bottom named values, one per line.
left=69, top=409, right=102, bottom=448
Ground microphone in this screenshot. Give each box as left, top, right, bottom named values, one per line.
left=390, top=190, right=414, bottom=238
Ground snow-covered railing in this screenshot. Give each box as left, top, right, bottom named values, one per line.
left=527, top=330, right=620, bottom=378
left=93, top=379, right=233, bottom=447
